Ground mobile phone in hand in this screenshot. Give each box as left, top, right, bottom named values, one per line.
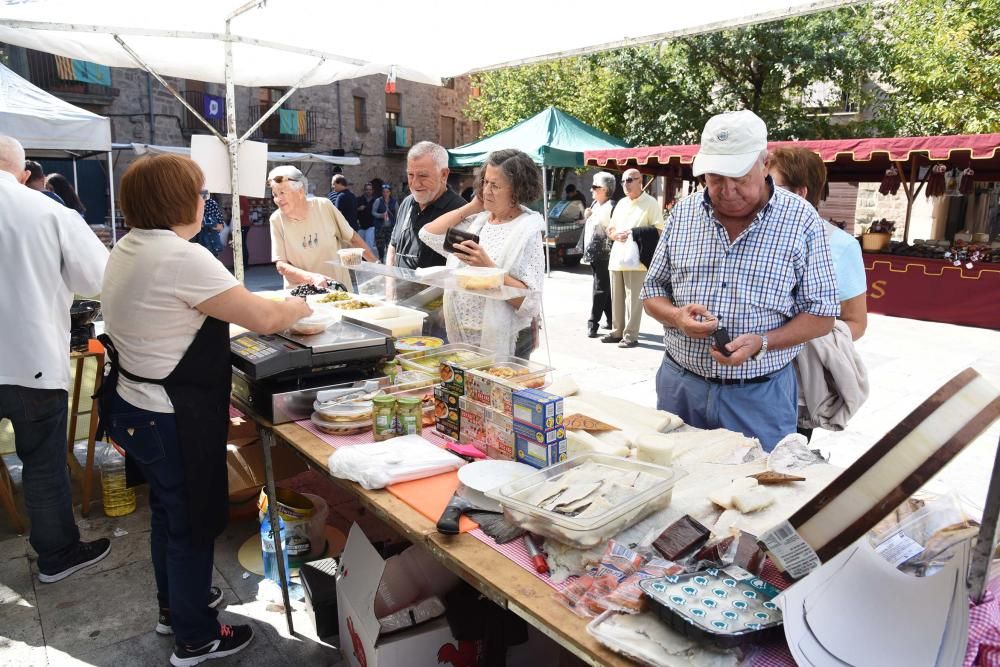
left=712, top=326, right=733, bottom=357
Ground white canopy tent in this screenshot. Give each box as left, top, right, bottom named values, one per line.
left=0, top=60, right=117, bottom=238
left=123, top=143, right=360, bottom=167
left=0, top=0, right=871, bottom=280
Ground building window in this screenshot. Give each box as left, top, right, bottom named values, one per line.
left=354, top=96, right=368, bottom=132
left=440, top=116, right=456, bottom=149
left=386, top=92, right=402, bottom=114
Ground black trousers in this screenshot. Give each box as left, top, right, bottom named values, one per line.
left=589, top=258, right=612, bottom=325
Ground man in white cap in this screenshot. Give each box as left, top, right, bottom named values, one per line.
left=641, top=110, right=839, bottom=451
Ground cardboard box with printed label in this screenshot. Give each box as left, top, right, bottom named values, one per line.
left=512, top=421, right=566, bottom=446
left=511, top=389, right=563, bottom=430
left=337, top=524, right=470, bottom=667
left=464, top=369, right=521, bottom=416
left=458, top=396, right=487, bottom=445
left=515, top=433, right=568, bottom=469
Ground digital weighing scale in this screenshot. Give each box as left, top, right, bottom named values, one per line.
left=231, top=320, right=394, bottom=423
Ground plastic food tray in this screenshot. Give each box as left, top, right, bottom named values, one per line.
left=486, top=454, right=686, bottom=548
left=387, top=370, right=437, bottom=392
left=479, top=355, right=553, bottom=389
left=395, top=342, right=495, bottom=374
left=640, top=569, right=784, bottom=649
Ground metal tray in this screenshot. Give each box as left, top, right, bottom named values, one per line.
left=395, top=342, right=495, bottom=374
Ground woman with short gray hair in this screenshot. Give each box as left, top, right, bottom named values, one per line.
left=582, top=171, right=616, bottom=337
left=418, top=149, right=545, bottom=356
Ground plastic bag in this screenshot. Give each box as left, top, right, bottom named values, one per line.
left=617, top=236, right=642, bottom=269
left=326, top=434, right=464, bottom=489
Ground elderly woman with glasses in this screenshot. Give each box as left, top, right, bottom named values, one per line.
left=581, top=172, right=617, bottom=337
left=419, top=149, right=546, bottom=356
left=267, top=165, right=376, bottom=289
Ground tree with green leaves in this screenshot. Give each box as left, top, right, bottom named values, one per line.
left=466, top=6, right=886, bottom=145
left=876, top=0, right=1000, bottom=135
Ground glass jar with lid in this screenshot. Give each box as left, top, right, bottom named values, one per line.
left=396, top=397, right=423, bottom=436
left=372, top=395, right=397, bottom=441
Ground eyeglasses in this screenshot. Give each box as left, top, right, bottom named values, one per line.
left=482, top=181, right=506, bottom=193
left=199, top=190, right=210, bottom=201
left=623, top=177, right=640, bottom=184
left=590, top=185, right=603, bottom=190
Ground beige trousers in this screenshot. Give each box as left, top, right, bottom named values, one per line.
left=610, top=269, right=646, bottom=343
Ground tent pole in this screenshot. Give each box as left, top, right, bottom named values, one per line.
left=72, top=158, right=78, bottom=191
left=107, top=151, right=117, bottom=245
left=542, top=165, right=550, bottom=276
left=226, top=20, right=245, bottom=285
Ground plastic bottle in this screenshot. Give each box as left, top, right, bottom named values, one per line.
left=260, top=514, right=290, bottom=584
left=100, top=442, right=136, bottom=517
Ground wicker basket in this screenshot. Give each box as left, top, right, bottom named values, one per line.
left=862, top=232, right=890, bottom=253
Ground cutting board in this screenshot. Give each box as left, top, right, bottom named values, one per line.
left=387, top=470, right=478, bottom=533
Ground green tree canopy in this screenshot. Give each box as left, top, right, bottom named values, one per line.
left=467, top=6, right=886, bottom=145
left=876, top=0, right=1000, bottom=135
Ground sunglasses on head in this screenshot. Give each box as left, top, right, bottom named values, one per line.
left=268, top=175, right=300, bottom=186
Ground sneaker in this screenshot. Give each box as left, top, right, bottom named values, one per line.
left=156, top=587, right=225, bottom=635
left=618, top=340, right=639, bottom=348
left=170, top=624, right=253, bottom=667
left=37, top=538, right=111, bottom=583
left=600, top=335, right=622, bottom=344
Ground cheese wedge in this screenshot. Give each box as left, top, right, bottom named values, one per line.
left=708, top=477, right=758, bottom=510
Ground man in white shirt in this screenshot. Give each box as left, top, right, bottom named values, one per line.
left=0, top=136, right=112, bottom=582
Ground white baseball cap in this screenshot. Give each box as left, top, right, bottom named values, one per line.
left=692, top=110, right=768, bottom=178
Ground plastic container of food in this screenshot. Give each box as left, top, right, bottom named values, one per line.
left=310, top=413, right=371, bottom=436
left=310, top=290, right=355, bottom=305
left=480, top=355, right=553, bottom=390
left=396, top=342, right=495, bottom=374
left=394, top=336, right=444, bottom=353
left=486, top=453, right=686, bottom=548
left=341, top=305, right=428, bottom=337
left=332, top=298, right=382, bottom=311
left=454, top=266, right=506, bottom=290
left=338, top=247, right=364, bottom=267
left=389, top=370, right=437, bottom=392
left=289, top=311, right=338, bottom=336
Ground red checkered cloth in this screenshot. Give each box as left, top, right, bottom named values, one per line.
left=466, top=528, right=572, bottom=592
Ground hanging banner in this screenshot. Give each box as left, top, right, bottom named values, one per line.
left=865, top=256, right=1000, bottom=330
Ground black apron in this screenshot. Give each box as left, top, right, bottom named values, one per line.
left=96, top=316, right=232, bottom=545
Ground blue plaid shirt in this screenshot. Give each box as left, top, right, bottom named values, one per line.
left=641, top=180, right=839, bottom=379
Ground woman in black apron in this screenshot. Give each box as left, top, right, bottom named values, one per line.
left=96, top=154, right=310, bottom=667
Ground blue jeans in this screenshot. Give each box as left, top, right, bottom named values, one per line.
left=360, top=227, right=376, bottom=254
left=106, top=391, right=218, bottom=644
left=0, top=385, right=79, bottom=571
left=655, top=354, right=797, bottom=452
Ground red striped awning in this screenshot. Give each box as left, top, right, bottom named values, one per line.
left=586, top=134, right=1000, bottom=182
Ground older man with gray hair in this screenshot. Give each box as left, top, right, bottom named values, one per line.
left=0, top=135, right=112, bottom=582
left=267, top=165, right=376, bottom=289
left=641, top=109, right=839, bottom=451
left=387, top=141, right=466, bottom=271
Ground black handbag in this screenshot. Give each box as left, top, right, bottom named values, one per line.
left=585, top=226, right=612, bottom=263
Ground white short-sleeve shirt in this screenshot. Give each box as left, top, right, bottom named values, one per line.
left=102, top=228, right=240, bottom=413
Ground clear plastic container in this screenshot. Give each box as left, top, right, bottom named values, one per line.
left=341, top=305, right=428, bottom=337
left=486, top=454, right=687, bottom=548
left=453, top=266, right=506, bottom=290
left=479, top=355, right=554, bottom=389
left=338, top=247, right=364, bottom=267
left=289, top=310, right=338, bottom=335
left=395, top=342, right=495, bottom=374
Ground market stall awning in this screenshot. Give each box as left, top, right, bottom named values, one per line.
left=0, top=61, right=110, bottom=153
left=449, top=107, right=628, bottom=168
left=0, top=0, right=871, bottom=86
left=122, top=143, right=361, bottom=166
left=586, top=134, right=1000, bottom=182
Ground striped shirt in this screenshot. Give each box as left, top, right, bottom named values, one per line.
left=641, top=181, right=839, bottom=379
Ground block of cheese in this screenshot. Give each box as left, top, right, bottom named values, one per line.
left=573, top=391, right=684, bottom=433
left=708, top=477, right=759, bottom=510
left=566, top=429, right=629, bottom=458
left=732, top=487, right=775, bottom=513
left=634, top=433, right=676, bottom=467
left=764, top=368, right=1000, bottom=576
